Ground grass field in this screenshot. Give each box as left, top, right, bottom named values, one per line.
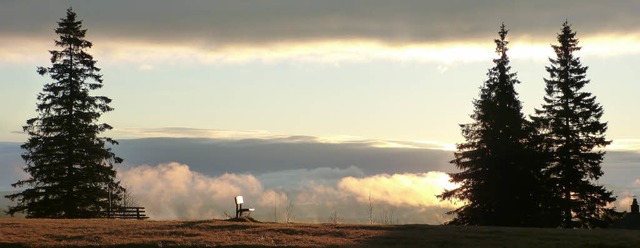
left=2, top=218, right=640, bottom=247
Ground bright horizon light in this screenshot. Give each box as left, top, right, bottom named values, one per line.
left=4, top=32, right=640, bottom=66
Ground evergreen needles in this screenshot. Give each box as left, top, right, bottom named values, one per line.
left=441, top=22, right=616, bottom=228
left=5, top=8, right=124, bottom=218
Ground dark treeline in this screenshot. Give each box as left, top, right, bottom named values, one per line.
left=439, top=22, right=617, bottom=228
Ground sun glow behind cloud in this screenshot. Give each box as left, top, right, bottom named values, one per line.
left=79, top=36, right=640, bottom=66
left=0, top=38, right=50, bottom=63
left=87, top=39, right=496, bottom=65
left=85, top=35, right=640, bottom=65
left=96, top=39, right=566, bottom=65
left=581, top=34, right=640, bottom=57
left=5, top=33, right=640, bottom=66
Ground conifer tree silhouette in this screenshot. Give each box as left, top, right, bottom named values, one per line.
left=531, top=21, right=616, bottom=228
left=440, top=24, right=546, bottom=226
left=5, top=8, right=124, bottom=218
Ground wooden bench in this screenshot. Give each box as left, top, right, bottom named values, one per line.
left=235, top=196, right=255, bottom=218
left=105, top=206, right=149, bottom=220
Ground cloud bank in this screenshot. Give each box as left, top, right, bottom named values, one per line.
left=3, top=136, right=640, bottom=222
left=339, top=173, right=461, bottom=209
left=119, top=163, right=284, bottom=219
left=112, top=137, right=455, bottom=176
left=118, top=162, right=458, bottom=224
left=1, top=1, right=639, bottom=64
left=2, top=1, right=639, bottom=45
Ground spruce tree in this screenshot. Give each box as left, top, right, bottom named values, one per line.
left=5, top=8, right=124, bottom=218
left=439, top=24, right=545, bottom=226
left=531, top=21, right=615, bottom=228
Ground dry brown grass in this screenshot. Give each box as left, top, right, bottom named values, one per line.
left=2, top=218, right=640, bottom=247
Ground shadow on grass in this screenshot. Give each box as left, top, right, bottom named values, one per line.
left=113, top=245, right=300, bottom=248
left=356, top=225, right=640, bottom=248
left=0, top=243, right=29, bottom=248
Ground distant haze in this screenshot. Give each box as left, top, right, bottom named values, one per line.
left=2, top=137, right=640, bottom=223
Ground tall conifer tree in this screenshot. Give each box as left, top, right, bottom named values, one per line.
left=531, top=21, right=615, bottom=228
left=5, top=8, right=124, bottom=218
left=439, top=24, right=545, bottom=226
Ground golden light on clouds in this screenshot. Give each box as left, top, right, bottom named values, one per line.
left=111, top=127, right=458, bottom=151
left=119, top=162, right=285, bottom=219
left=89, top=35, right=640, bottom=65
left=110, top=127, right=276, bottom=140
left=338, top=171, right=463, bottom=209
left=118, top=163, right=459, bottom=223
left=581, top=34, right=640, bottom=57
left=3, top=33, right=640, bottom=66
left=92, top=39, right=495, bottom=65
left=370, top=140, right=457, bottom=151
left=0, top=38, right=50, bottom=63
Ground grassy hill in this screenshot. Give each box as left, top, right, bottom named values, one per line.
left=1, top=218, right=640, bottom=247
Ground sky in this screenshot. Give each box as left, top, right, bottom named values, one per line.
left=1, top=0, right=640, bottom=223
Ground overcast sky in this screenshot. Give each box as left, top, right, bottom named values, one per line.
left=2, top=1, right=639, bottom=44
left=2, top=137, right=639, bottom=223
left=2, top=1, right=640, bottom=223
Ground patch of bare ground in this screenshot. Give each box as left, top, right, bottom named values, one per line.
left=2, top=218, right=640, bottom=247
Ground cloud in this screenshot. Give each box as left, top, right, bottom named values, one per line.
left=1, top=1, right=639, bottom=64
left=117, top=162, right=458, bottom=224
left=608, top=189, right=638, bottom=213
left=112, top=137, right=455, bottom=176
left=0, top=38, right=50, bottom=63
left=111, top=127, right=277, bottom=140
left=4, top=137, right=640, bottom=223
left=90, top=40, right=503, bottom=65
left=2, top=1, right=639, bottom=45
left=119, top=162, right=285, bottom=219
left=115, top=161, right=640, bottom=224
left=138, top=64, right=154, bottom=71
left=437, top=65, right=449, bottom=74
left=111, top=127, right=456, bottom=150
left=258, top=166, right=366, bottom=189
left=338, top=172, right=462, bottom=209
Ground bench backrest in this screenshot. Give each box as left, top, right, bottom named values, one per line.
left=235, top=196, right=244, bottom=205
